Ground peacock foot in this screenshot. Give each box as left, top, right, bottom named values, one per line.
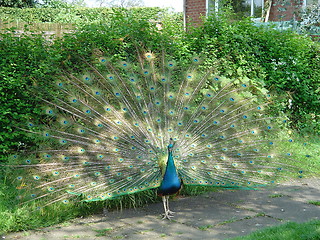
left=162, top=213, right=173, bottom=220
left=167, top=210, right=175, bottom=215
left=162, top=210, right=175, bottom=220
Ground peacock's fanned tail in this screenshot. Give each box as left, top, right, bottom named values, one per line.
left=9, top=50, right=303, bottom=208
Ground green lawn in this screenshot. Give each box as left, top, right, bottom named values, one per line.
left=229, top=220, right=320, bottom=240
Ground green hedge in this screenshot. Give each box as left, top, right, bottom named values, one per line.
left=0, top=9, right=184, bottom=160
left=186, top=16, right=320, bottom=134
left=0, top=7, right=174, bottom=23
left=0, top=32, right=58, bottom=156
left=0, top=10, right=319, bottom=161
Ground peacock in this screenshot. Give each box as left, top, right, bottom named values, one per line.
left=7, top=49, right=305, bottom=220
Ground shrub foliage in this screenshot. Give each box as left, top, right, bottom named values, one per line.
left=0, top=9, right=319, bottom=159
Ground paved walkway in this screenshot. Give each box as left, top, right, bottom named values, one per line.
left=5, top=178, right=320, bottom=240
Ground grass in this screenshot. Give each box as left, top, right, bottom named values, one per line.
left=0, top=186, right=158, bottom=235
left=309, top=201, right=320, bottom=206
left=228, top=220, right=320, bottom=240
left=94, top=228, right=113, bottom=237
left=279, top=135, right=320, bottom=175
left=0, top=193, right=102, bottom=235
left=113, top=235, right=125, bottom=239
left=269, top=194, right=284, bottom=198
left=198, top=224, right=214, bottom=231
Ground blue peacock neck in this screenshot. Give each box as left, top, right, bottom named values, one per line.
left=166, top=144, right=175, bottom=171
left=158, top=143, right=182, bottom=196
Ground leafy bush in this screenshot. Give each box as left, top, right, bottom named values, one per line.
left=0, top=0, right=37, bottom=8
left=185, top=15, right=320, bottom=134
left=1, top=8, right=319, bottom=163
left=0, top=31, right=57, bottom=158
left=0, top=7, right=173, bottom=23
left=0, top=8, right=183, bottom=160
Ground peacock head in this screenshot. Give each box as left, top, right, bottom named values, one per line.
left=168, top=138, right=174, bottom=152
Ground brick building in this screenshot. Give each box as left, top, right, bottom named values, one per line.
left=264, top=0, right=305, bottom=21
left=183, top=0, right=207, bottom=26
left=184, top=0, right=312, bottom=26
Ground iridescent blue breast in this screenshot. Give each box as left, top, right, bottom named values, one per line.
left=158, top=144, right=182, bottom=196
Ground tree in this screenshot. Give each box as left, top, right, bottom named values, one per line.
left=0, top=0, right=38, bottom=7
left=68, top=0, right=85, bottom=7
left=97, top=0, right=145, bottom=8
left=38, top=0, right=86, bottom=8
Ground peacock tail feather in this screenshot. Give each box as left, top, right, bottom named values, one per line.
left=7, top=49, right=304, bottom=209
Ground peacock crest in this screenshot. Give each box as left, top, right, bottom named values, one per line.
left=8, top=49, right=304, bottom=219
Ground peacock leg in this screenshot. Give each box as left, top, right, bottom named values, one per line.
left=162, top=196, right=173, bottom=220
left=166, top=195, right=175, bottom=215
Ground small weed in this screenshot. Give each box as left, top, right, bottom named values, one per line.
left=61, top=222, right=71, bottom=227
left=113, top=235, right=124, bottom=239
left=269, top=194, right=283, bottom=198
left=160, top=233, right=167, bottom=237
left=198, top=224, right=213, bottom=230
left=308, top=200, right=320, bottom=206
left=137, top=229, right=153, bottom=234
left=63, top=235, right=82, bottom=239
left=94, top=228, right=113, bottom=237
left=23, top=231, right=31, bottom=236
left=217, top=218, right=237, bottom=225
